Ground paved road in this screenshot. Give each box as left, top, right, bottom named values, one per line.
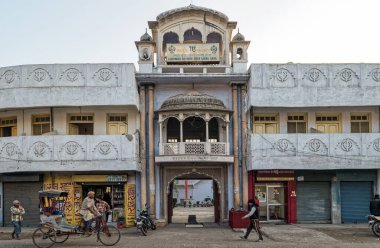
left=0, top=223, right=379, bottom=248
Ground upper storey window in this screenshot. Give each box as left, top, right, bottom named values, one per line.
left=207, top=32, right=222, bottom=45
left=163, top=32, right=179, bottom=52
left=183, top=27, right=202, bottom=43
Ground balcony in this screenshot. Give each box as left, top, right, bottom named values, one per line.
left=0, top=134, right=139, bottom=173
left=250, top=133, right=380, bottom=170
left=156, top=142, right=232, bottom=163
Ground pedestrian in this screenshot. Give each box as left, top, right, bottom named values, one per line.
left=95, top=196, right=111, bottom=222
left=370, top=194, right=380, bottom=216
left=240, top=199, right=263, bottom=242
left=10, top=200, right=25, bottom=240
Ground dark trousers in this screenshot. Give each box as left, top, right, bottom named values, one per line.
left=244, top=219, right=263, bottom=240
left=12, top=221, right=21, bottom=237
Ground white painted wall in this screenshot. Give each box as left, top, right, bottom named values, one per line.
left=249, top=63, right=380, bottom=107
left=0, top=64, right=139, bottom=109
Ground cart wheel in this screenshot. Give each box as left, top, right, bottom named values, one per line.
left=32, top=227, right=56, bottom=248
left=53, top=231, right=69, bottom=243
left=97, top=225, right=121, bottom=246
left=372, top=221, right=380, bottom=237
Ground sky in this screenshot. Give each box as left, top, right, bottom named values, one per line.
left=0, top=0, right=379, bottom=67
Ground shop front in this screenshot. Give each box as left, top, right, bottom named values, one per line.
left=2, top=174, right=43, bottom=227
left=43, top=173, right=136, bottom=227
left=249, top=170, right=296, bottom=224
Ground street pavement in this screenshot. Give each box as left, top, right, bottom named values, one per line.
left=0, top=223, right=379, bottom=248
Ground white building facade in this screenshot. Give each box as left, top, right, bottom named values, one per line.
left=1, top=5, right=379, bottom=226
left=0, top=64, right=140, bottom=227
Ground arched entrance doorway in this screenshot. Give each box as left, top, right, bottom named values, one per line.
left=167, top=172, right=221, bottom=224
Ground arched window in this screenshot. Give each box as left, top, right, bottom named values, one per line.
left=183, top=27, right=202, bottom=43
left=237, top=48, right=243, bottom=60
left=207, top=32, right=222, bottom=44
left=163, top=32, right=179, bottom=52
left=207, top=32, right=223, bottom=57
left=166, top=117, right=180, bottom=143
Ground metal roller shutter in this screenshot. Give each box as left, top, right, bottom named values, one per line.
left=297, top=182, right=331, bottom=223
left=341, top=181, right=372, bottom=223
left=3, top=182, right=42, bottom=227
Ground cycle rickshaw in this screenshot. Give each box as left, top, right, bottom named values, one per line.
left=32, top=190, right=121, bottom=248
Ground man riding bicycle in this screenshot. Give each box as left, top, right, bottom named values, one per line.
left=79, top=191, right=101, bottom=233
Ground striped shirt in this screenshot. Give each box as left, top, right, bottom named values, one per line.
left=11, top=206, right=25, bottom=222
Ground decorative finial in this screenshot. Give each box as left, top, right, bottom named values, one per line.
left=238, top=28, right=240, bottom=33
left=145, top=28, right=147, bottom=33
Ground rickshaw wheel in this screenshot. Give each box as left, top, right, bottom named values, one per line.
left=32, top=227, right=56, bottom=248
left=97, top=225, right=121, bottom=246
left=53, top=231, right=69, bottom=243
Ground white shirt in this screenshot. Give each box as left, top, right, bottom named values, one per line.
left=242, top=206, right=256, bottom=219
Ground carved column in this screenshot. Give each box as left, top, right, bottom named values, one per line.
left=226, top=122, right=229, bottom=147
left=206, top=121, right=209, bottom=142
left=139, top=86, right=147, bottom=209
left=159, top=121, right=163, bottom=145
left=148, top=85, right=155, bottom=217
left=232, top=84, right=240, bottom=208
left=241, top=86, right=248, bottom=208
left=180, top=120, right=183, bottom=142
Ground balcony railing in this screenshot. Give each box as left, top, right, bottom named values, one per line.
left=0, top=134, right=139, bottom=173
left=250, top=133, right=380, bottom=170
left=160, top=142, right=229, bottom=156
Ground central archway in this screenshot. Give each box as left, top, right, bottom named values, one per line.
left=164, top=169, right=224, bottom=224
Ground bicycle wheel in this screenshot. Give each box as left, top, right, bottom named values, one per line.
left=97, top=225, right=121, bottom=246
left=372, top=221, right=380, bottom=237
left=141, top=225, right=148, bottom=236
left=32, top=227, right=56, bottom=248
left=53, top=231, right=69, bottom=243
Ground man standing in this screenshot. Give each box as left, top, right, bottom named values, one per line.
left=10, top=200, right=25, bottom=240
left=240, top=199, right=264, bottom=242
left=95, top=196, right=110, bottom=221
left=80, top=191, right=100, bottom=232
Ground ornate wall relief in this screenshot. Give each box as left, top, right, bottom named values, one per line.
left=368, top=68, right=380, bottom=82
left=59, top=68, right=85, bottom=83
left=28, top=141, right=52, bottom=160
left=59, top=141, right=86, bottom=160
left=93, top=141, right=118, bottom=159
left=27, top=68, right=53, bottom=83
left=335, top=138, right=360, bottom=156
left=93, top=68, right=117, bottom=82
left=0, top=70, right=19, bottom=85
left=302, top=138, right=328, bottom=155
left=0, top=142, right=21, bottom=159
left=335, top=68, right=359, bottom=82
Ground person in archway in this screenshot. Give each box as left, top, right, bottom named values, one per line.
left=240, top=199, right=263, bottom=242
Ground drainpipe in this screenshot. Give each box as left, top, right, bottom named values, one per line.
left=148, top=85, right=155, bottom=217
left=140, top=86, right=147, bottom=209
left=50, top=107, right=54, bottom=132
left=237, top=85, right=243, bottom=208
left=145, top=86, right=150, bottom=212
left=241, top=86, right=248, bottom=208
left=232, top=84, right=240, bottom=208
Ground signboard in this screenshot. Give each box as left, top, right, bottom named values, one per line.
left=166, top=43, right=219, bottom=63
left=72, top=175, right=127, bottom=183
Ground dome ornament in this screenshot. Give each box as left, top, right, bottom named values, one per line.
left=140, top=28, right=153, bottom=42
